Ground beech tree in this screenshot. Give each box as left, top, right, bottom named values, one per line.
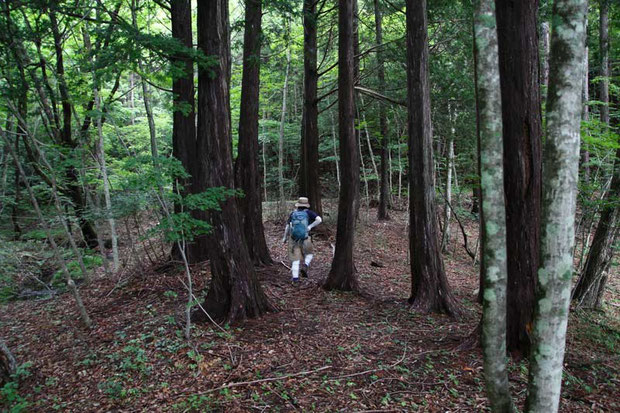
left=473, top=0, right=513, bottom=410
left=405, top=0, right=459, bottom=315
left=526, top=0, right=587, bottom=410
left=234, top=0, right=272, bottom=266
left=495, top=0, right=543, bottom=355
left=323, top=0, right=360, bottom=292
left=194, top=0, right=274, bottom=322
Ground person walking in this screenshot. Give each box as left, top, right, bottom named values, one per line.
left=282, top=197, right=322, bottom=282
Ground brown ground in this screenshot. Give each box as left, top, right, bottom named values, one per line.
left=1, top=204, right=618, bottom=412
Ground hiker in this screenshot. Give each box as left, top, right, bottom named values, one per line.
left=281, top=197, right=322, bottom=282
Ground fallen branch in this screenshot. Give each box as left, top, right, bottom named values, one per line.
left=196, top=365, right=332, bottom=395
left=331, top=345, right=407, bottom=380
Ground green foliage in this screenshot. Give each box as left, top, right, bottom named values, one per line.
left=0, top=362, right=33, bottom=412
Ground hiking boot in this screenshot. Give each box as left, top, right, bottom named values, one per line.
left=301, top=263, right=309, bottom=278
left=291, top=277, right=300, bottom=284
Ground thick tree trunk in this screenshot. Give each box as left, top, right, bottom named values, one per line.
left=375, top=0, right=390, bottom=221
left=599, top=0, right=609, bottom=126
left=234, top=0, right=272, bottom=266
left=300, top=0, right=323, bottom=215
left=525, top=1, right=587, bottom=410
left=195, top=0, right=274, bottom=323
left=323, top=0, right=360, bottom=292
left=573, top=146, right=619, bottom=308
left=406, top=0, right=460, bottom=316
left=170, top=0, right=200, bottom=261
left=496, top=0, right=543, bottom=355
left=474, top=0, right=514, bottom=410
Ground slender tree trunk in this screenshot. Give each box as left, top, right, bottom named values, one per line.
left=474, top=0, right=513, bottom=410
left=49, top=9, right=99, bottom=249
left=262, top=109, right=268, bottom=202
left=441, top=133, right=454, bottom=252
left=496, top=0, right=543, bottom=355
left=375, top=0, right=390, bottom=220
left=323, top=0, right=360, bottom=292
left=599, top=0, right=609, bottom=126
left=581, top=45, right=590, bottom=182
left=300, top=0, right=323, bottom=215
left=406, top=0, right=460, bottom=316
left=526, top=1, right=587, bottom=410
left=572, top=146, right=619, bottom=308
left=129, top=73, right=135, bottom=125
left=278, top=45, right=291, bottom=205
left=234, top=0, right=272, bottom=266
left=83, top=23, right=120, bottom=271
left=195, top=0, right=275, bottom=323
left=540, top=21, right=550, bottom=105
left=331, top=110, right=341, bottom=189
left=2, top=130, right=91, bottom=328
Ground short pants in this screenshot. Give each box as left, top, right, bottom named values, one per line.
left=287, top=237, right=313, bottom=261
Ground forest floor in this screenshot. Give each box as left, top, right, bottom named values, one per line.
left=1, top=202, right=619, bottom=412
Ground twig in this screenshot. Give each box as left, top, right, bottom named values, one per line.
left=331, top=345, right=407, bottom=380
left=279, top=260, right=291, bottom=270
left=195, top=365, right=332, bottom=395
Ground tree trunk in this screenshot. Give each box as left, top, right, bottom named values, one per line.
left=0, top=340, right=16, bottom=386
left=441, top=135, right=454, bottom=252
left=170, top=0, right=199, bottom=261
left=300, top=0, right=323, bottom=215
left=406, top=0, right=460, bottom=316
left=331, top=110, right=341, bottom=189
left=474, top=0, right=514, bottom=410
left=599, top=0, right=609, bottom=126
left=540, top=21, right=550, bottom=104
left=195, top=0, right=275, bottom=323
left=278, top=45, right=291, bottom=205
left=323, top=0, right=360, bottom=292
left=496, top=0, right=543, bottom=355
left=50, top=9, right=99, bottom=249
left=572, top=146, right=619, bottom=308
left=525, top=1, right=587, bottom=410
left=2, top=130, right=92, bottom=328
left=234, top=0, right=272, bottom=266
left=375, top=0, right=390, bottom=220
left=581, top=45, right=590, bottom=182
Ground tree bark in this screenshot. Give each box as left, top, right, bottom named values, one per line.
left=572, top=146, right=619, bottom=308
left=496, top=0, right=543, bottom=355
left=474, top=0, right=514, bottom=410
left=170, top=0, right=200, bottom=261
left=441, top=135, right=454, bottom=252
left=525, top=1, right=587, bottom=410
left=406, top=0, right=460, bottom=316
left=234, top=0, right=272, bottom=266
left=0, top=339, right=16, bottom=386
left=599, top=0, right=609, bottom=126
left=375, top=0, right=390, bottom=220
left=195, top=0, right=275, bottom=323
left=323, top=0, right=360, bottom=292
left=278, top=45, right=291, bottom=205
left=300, top=0, right=323, bottom=215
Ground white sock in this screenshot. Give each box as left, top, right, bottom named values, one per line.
left=304, top=254, right=313, bottom=266
left=291, top=260, right=300, bottom=279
